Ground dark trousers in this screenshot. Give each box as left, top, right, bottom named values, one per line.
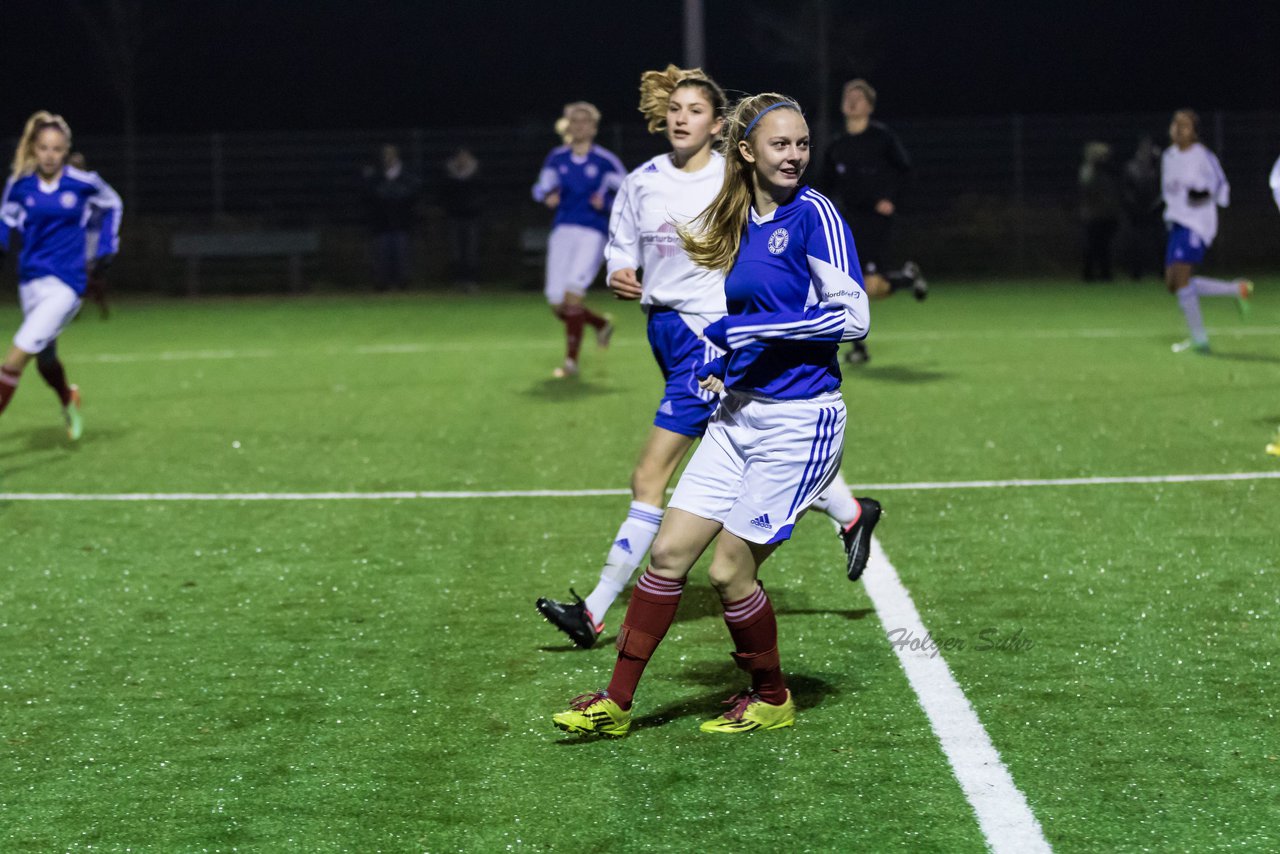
left=373, top=230, right=410, bottom=290
left=449, top=217, right=480, bottom=284
left=1082, top=218, right=1117, bottom=281
left=846, top=210, right=893, bottom=271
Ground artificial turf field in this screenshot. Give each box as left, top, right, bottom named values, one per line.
left=1, top=279, right=1277, bottom=852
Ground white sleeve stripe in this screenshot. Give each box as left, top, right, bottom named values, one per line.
left=724, top=314, right=844, bottom=347
left=805, top=189, right=848, bottom=272
left=801, top=190, right=848, bottom=273
left=801, top=190, right=840, bottom=272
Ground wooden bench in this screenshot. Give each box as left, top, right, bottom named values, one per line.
left=171, top=231, right=320, bottom=295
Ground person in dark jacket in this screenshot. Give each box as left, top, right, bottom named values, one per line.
left=363, top=144, right=420, bottom=290
left=1079, top=141, right=1122, bottom=281
left=820, top=79, right=924, bottom=364
left=441, top=147, right=483, bottom=291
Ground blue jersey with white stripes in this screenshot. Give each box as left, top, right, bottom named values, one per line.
left=1, top=166, right=122, bottom=295
left=701, top=187, right=869, bottom=400
left=531, top=145, right=625, bottom=235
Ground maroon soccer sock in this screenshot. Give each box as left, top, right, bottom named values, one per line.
left=36, top=357, right=73, bottom=406
left=722, top=584, right=788, bottom=705
left=0, top=366, right=21, bottom=416
left=561, top=305, right=585, bottom=362
left=606, top=569, right=686, bottom=710
left=580, top=305, right=608, bottom=331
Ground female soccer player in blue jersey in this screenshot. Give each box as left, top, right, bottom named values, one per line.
left=554, top=93, right=870, bottom=736
left=531, top=102, right=625, bottom=378
left=0, top=112, right=121, bottom=440
left=1161, top=109, right=1253, bottom=354
left=536, top=67, right=880, bottom=650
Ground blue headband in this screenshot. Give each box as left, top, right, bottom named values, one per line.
left=743, top=102, right=792, bottom=139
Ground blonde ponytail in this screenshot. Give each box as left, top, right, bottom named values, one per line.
left=637, top=64, right=726, bottom=134
left=11, top=111, right=72, bottom=178
left=680, top=93, right=801, bottom=272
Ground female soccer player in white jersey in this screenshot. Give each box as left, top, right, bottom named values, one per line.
left=536, top=67, right=880, bottom=650
left=554, top=93, right=869, bottom=736
left=1161, top=109, right=1253, bottom=354
left=531, top=102, right=624, bottom=378
left=0, top=112, right=121, bottom=440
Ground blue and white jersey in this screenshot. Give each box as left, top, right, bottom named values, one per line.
left=701, top=187, right=869, bottom=400
left=0, top=166, right=122, bottom=295
left=1161, top=142, right=1228, bottom=246
left=531, top=144, right=625, bottom=235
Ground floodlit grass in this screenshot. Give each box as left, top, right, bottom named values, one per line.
left=1, top=280, right=1277, bottom=851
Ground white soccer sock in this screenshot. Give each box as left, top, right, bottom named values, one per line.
left=1190, top=276, right=1241, bottom=297
left=584, top=501, right=664, bottom=623
left=811, top=471, right=859, bottom=528
left=1177, top=286, right=1208, bottom=344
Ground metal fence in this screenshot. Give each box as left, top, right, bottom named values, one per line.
left=18, top=111, right=1280, bottom=292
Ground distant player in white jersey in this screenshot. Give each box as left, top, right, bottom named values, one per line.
left=1161, top=109, right=1253, bottom=354
left=535, top=67, right=881, bottom=650
left=531, top=102, right=624, bottom=378
left=0, top=112, right=122, bottom=440
left=555, top=93, right=871, bottom=737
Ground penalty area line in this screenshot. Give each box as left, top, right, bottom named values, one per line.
left=863, top=536, right=1052, bottom=853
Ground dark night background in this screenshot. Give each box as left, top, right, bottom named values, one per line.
left=3, top=0, right=1279, bottom=135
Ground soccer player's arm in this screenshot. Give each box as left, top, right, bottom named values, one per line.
left=531, top=153, right=559, bottom=203
left=701, top=215, right=869, bottom=350
left=0, top=176, right=21, bottom=257
left=886, top=127, right=912, bottom=205
left=87, top=172, right=123, bottom=267
left=604, top=175, right=643, bottom=297
left=1271, top=155, right=1280, bottom=215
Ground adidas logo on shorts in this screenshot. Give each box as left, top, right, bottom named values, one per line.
left=658, top=400, right=675, bottom=415
left=749, top=513, right=772, bottom=530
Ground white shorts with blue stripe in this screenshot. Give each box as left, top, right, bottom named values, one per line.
left=667, top=389, right=846, bottom=545
left=15, top=276, right=82, bottom=354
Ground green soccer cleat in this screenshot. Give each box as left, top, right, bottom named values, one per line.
left=63, top=384, right=84, bottom=441
left=553, top=692, right=631, bottom=737
left=1236, top=279, right=1254, bottom=319
left=699, top=689, right=795, bottom=734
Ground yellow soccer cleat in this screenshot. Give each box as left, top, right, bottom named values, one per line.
left=553, top=692, right=631, bottom=737
left=699, top=689, right=795, bottom=734
left=1266, top=437, right=1280, bottom=457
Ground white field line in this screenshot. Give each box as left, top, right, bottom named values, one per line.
left=2, top=470, right=1278, bottom=501
left=863, top=536, right=1052, bottom=853
left=75, top=324, right=1280, bottom=364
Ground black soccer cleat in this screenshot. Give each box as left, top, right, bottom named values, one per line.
left=841, top=497, right=882, bottom=582
left=904, top=261, right=929, bottom=302
left=536, top=588, right=602, bottom=649
left=843, top=340, right=870, bottom=365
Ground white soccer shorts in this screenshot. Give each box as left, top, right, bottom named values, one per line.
left=668, top=389, right=847, bottom=545
left=15, top=276, right=82, bottom=354
left=544, top=224, right=606, bottom=304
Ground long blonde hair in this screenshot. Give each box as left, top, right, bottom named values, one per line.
left=637, top=64, right=726, bottom=134
left=554, top=101, right=600, bottom=145
left=680, top=93, right=802, bottom=272
left=11, top=111, right=72, bottom=178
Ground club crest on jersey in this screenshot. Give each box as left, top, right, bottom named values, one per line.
left=585, top=164, right=599, bottom=179
left=767, top=228, right=790, bottom=255
left=60, top=191, right=77, bottom=209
